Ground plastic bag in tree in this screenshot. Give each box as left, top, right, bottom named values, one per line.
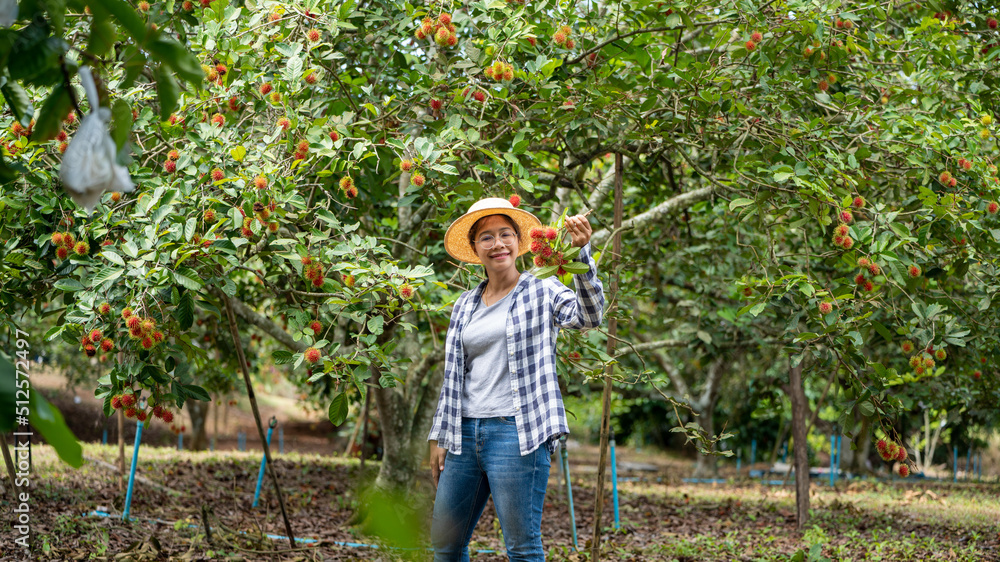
left=59, top=66, right=134, bottom=213
left=0, top=0, right=17, bottom=27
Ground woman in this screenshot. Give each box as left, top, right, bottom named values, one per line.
left=428, top=197, right=605, bottom=561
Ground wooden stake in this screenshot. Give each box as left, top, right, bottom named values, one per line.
left=590, top=153, right=623, bottom=561
left=213, top=399, right=219, bottom=450
left=117, top=409, right=125, bottom=493
left=359, top=390, right=371, bottom=470
left=0, top=433, right=19, bottom=497
left=223, top=296, right=297, bottom=549
left=343, top=402, right=364, bottom=458
left=117, top=352, right=126, bottom=493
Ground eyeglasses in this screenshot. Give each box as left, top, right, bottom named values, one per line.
left=477, top=231, right=518, bottom=250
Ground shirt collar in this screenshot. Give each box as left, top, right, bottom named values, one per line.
left=466, top=271, right=531, bottom=319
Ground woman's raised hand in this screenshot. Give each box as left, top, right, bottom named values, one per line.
left=566, top=213, right=593, bottom=248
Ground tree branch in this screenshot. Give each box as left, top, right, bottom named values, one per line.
left=211, top=289, right=308, bottom=352
left=590, top=185, right=716, bottom=248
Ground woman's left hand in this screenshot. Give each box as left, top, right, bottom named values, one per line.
left=566, top=214, right=593, bottom=248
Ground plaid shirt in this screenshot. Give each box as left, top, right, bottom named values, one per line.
left=428, top=242, right=605, bottom=456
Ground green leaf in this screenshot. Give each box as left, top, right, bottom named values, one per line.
left=174, top=291, right=194, bottom=330
left=872, top=321, right=893, bottom=344
left=91, top=267, right=124, bottom=286
left=184, top=218, right=196, bottom=241
left=101, top=250, right=125, bottom=266
left=146, top=38, right=205, bottom=86
left=8, top=20, right=69, bottom=85
left=86, top=11, right=117, bottom=57
left=181, top=383, right=211, bottom=401
left=89, top=0, right=148, bottom=44
left=1, top=82, right=33, bottom=126
left=534, top=264, right=559, bottom=278
left=54, top=278, right=85, bottom=292
left=172, top=267, right=203, bottom=290
left=122, top=241, right=139, bottom=258
left=367, top=315, right=384, bottom=336
left=857, top=400, right=875, bottom=417
left=272, top=350, right=294, bottom=365
left=154, top=65, right=180, bottom=121
left=30, top=388, right=83, bottom=467
left=729, top=198, right=754, bottom=210
left=328, top=392, right=349, bottom=426
left=0, top=354, right=14, bottom=432
left=30, top=84, right=72, bottom=143
left=1, top=354, right=82, bottom=467
left=561, top=262, right=589, bottom=274
left=109, top=99, right=133, bottom=152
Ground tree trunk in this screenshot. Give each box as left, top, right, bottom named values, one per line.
left=373, top=386, right=420, bottom=491
left=845, top=431, right=870, bottom=474
left=372, top=350, right=445, bottom=492
left=213, top=400, right=219, bottom=450
left=691, top=407, right=717, bottom=478
left=690, top=359, right=725, bottom=479
left=788, top=362, right=810, bottom=528
left=186, top=400, right=210, bottom=451
left=769, top=418, right=789, bottom=465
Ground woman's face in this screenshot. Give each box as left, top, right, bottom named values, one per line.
left=472, top=215, right=520, bottom=276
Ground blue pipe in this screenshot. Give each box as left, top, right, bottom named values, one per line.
left=682, top=478, right=728, bottom=484
left=829, top=434, right=836, bottom=487
left=560, top=437, right=577, bottom=549
left=102, top=429, right=107, bottom=445
left=238, top=431, right=246, bottom=452
left=610, top=431, right=619, bottom=530
left=252, top=425, right=275, bottom=507
left=836, top=434, right=842, bottom=479
left=750, top=439, right=757, bottom=470
left=736, top=449, right=742, bottom=473
left=178, top=433, right=183, bottom=451
left=279, top=427, right=284, bottom=454
left=123, top=421, right=144, bottom=521
left=781, top=441, right=788, bottom=464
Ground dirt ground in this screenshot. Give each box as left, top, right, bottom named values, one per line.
left=0, top=372, right=997, bottom=561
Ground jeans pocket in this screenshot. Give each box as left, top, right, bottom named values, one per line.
left=497, top=415, right=517, bottom=425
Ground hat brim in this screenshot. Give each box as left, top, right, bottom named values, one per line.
left=444, top=207, right=543, bottom=264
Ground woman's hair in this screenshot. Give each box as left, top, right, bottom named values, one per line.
left=468, top=213, right=521, bottom=249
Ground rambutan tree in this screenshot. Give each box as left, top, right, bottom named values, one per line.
left=0, top=0, right=999, bottom=539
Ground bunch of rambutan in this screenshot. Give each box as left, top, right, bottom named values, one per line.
left=80, top=327, right=114, bottom=357
left=831, top=223, right=853, bottom=250
left=414, top=13, right=458, bottom=47
left=123, top=310, right=165, bottom=350
left=528, top=226, right=569, bottom=274
left=484, top=60, right=515, bottom=82
left=302, top=255, right=326, bottom=288
left=875, top=438, right=910, bottom=477
left=51, top=231, right=87, bottom=260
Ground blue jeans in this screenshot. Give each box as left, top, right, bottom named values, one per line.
left=431, top=416, right=551, bottom=562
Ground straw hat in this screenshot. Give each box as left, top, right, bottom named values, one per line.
left=444, top=197, right=543, bottom=264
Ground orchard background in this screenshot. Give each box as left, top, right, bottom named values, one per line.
left=1, top=0, right=999, bottom=559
